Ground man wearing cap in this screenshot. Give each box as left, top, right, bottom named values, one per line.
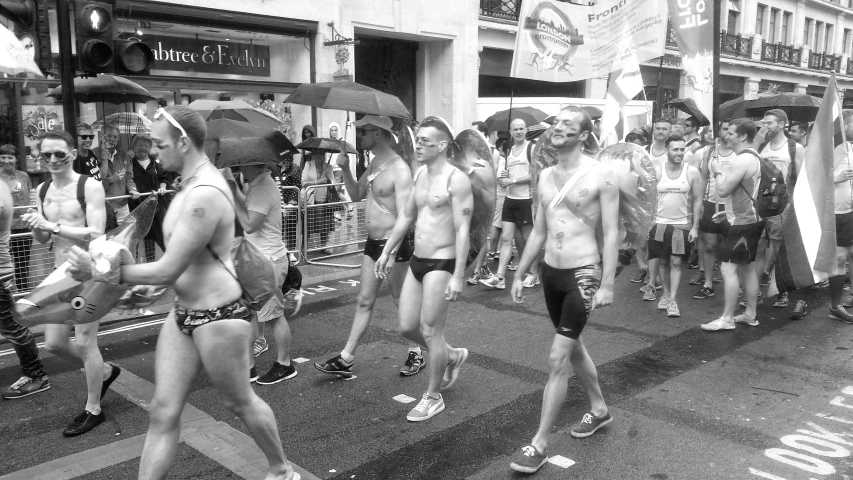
left=97, top=125, right=140, bottom=223
left=129, top=134, right=168, bottom=261
left=229, top=160, right=298, bottom=385
left=314, top=115, right=424, bottom=378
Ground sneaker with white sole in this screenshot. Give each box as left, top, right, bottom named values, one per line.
left=2, top=375, right=50, bottom=400
left=734, top=313, right=759, bottom=327
left=570, top=410, right=613, bottom=438
left=509, top=445, right=548, bottom=473
left=441, top=347, right=469, bottom=389
left=657, top=296, right=670, bottom=310
left=642, top=287, right=656, bottom=301
left=406, top=393, right=445, bottom=422
left=480, top=273, right=505, bottom=289
left=521, top=273, right=540, bottom=288
left=253, top=337, right=268, bottom=358
left=666, top=300, right=680, bottom=317
left=701, top=318, right=736, bottom=331
left=399, top=350, right=426, bottom=376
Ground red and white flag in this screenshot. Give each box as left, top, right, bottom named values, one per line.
left=775, top=74, right=840, bottom=290
left=599, top=49, right=644, bottom=145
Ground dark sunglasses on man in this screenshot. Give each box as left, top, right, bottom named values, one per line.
left=79, top=135, right=95, bottom=140
left=39, top=151, right=71, bottom=161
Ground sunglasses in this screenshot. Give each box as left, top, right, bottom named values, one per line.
left=154, top=107, right=188, bottom=139
left=39, top=151, right=70, bottom=161
left=79, top=134, right=95, bottom=140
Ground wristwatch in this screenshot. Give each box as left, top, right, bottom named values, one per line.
left=51, top=223, right=61, bottom=235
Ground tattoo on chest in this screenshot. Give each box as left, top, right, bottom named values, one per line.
left=192, top=207, right=205, bottom=218
left=462, top=208, right=471, bottom=216
left=605, top=179, right=614, bottom=187
left=578, top=188, right=589, bottom=197
left=432, top=194, right=440, bottom=202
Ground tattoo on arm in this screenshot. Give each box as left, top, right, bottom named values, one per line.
left=462, top=208, right=471, bottom=216
left=192, top=207, right=206, bottom=218
left=605, top=179, right=614, bottom=187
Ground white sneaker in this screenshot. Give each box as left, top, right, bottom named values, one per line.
left=657, top=296, right=670, bottom=310
left=406, top=393, right=445, bottom=422
left=666, top=300, right=680, bottom=317
left=734, top=313, right=759, bottom=327
left=521, top=273, right=540, bottom=288
left=481, top=274, right=505, bottom=289
left=441, top=347, right=469, bottom=389
left=701, top=318, right=736, bottom=331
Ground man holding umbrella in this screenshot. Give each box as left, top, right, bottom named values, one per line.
left=315, top=115, right=424, bottom=378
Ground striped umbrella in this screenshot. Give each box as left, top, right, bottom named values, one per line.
left=92, top=113, right=152, bottom=134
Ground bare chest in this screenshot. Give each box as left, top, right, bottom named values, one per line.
left=368, top=171, right=396, bottom=198
left=43, top=188, right=85, bottom=225
left=414, top=179, right=452, bottom=213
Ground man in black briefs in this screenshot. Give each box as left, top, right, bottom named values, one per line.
left=508, top=106, right=618, bottom=473
left=314, top=115, right=424, bottom=378
left=67, top=106, right=298, bottom=480
left=375, top=116, right=474, bottom=422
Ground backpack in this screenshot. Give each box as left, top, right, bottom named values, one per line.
left=739, top=147, right=789, bottom=218
left=39, top=175, right=90, bottom=226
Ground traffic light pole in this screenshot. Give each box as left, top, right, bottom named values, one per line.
left=55, top=0, right=76, bottom=139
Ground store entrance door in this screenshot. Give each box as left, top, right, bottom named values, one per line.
left=354, top=37, right=417, bottom=120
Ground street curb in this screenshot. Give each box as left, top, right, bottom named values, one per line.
left=0, top=269, right=360, bottom=348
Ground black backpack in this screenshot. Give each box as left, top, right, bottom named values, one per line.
left=739, top=147, right=789, bottom=218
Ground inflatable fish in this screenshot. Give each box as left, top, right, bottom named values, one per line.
left=597, top=142, right=657, bottom=245
left=450, top=129, right=497, bottom=262
left=13, top=195, right=160, bottom=327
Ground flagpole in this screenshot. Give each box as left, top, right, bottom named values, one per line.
left=713, top=0, right=721, bottom=132
left=654, top=54, right=665, bottom=120
left=506, top=78, right=516, bottom=136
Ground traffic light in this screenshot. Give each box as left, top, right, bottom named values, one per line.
left=74, top=0, right=115, bottom=74
left=0, top=0, right=52, bottom=72
left=114, top=38, right=153, bottom=75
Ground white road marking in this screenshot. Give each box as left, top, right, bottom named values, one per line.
left=292, top=357, right=311, bottom=364
left=0, top=318, right=166, bottom=357
left=547, top=455, right=575, bottom=468
left=392, top=394, right=416, bottom=404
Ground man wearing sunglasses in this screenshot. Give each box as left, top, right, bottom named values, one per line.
left=20, top=130, right=113, bottom=437
left=73, top=123, right=101, bottom=181
left=96, top=125, right=139, bottom=224
left=68, top=106, right=299, bottom=480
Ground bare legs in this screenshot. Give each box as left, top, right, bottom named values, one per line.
left=530, top=334, right=606, bottom=453
left=139, top=314, right=293, bottom=480
left=701, top=232, right=719, bottom=288
left=720, top=261, right=758, bottom=322
left=44, top=323, right=110, bottom=413
left=659, top=256, right=683, bottom=302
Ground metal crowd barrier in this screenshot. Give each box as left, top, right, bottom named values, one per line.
left=303, top=183, right=367, bottom=268
left=280, top=186, right=302, bottom=265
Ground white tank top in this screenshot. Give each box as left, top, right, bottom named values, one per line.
left=648, top=144, right=668, bottom=169
left=834, top=143, right=853, bottom=214
left=725, top=152, right=761, bottom=225
left=706, top=146, right=736, bottom=204
left=506, top=141, right=531, bottom=200
left=760, top=140, right=792, bottom=180
left=655, top=164, right=692, bottom=225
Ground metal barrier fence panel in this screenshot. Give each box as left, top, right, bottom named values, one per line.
left=281, top=186, right=302, bottom=265
left=303, top=183, right=367, bottom=268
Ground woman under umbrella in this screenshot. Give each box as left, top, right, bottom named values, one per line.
left=299, top=125, right=316, bottom=169
left=275, top=151, right=302, bottom=263
left=301, top=139, right=337, bottom=255
left=128, top=134, right=170, bottom=262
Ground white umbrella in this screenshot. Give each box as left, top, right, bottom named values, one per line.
left=0, top=24, right=42, bottom=77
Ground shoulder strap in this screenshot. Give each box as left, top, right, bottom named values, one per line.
left=413, top=165, right=427, bottom=183
left=38, top=177, right=52, bottom=207
left=757, top=139, right=770, bottom=153
left=548, top=166, right=592, bottom=211
left=190, top=184, right=240, bottom=279
left=737, top=149, right=763, bottom=202
left=77, top=175, right=88, bottom=214
left=787, top=139, right=797, bottom=166
left=526, top=141, right=534, bottom=163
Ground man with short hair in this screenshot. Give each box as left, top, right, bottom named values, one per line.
left=701, top=118, right=763, bottom=331
left=683, top=116, right=702, bottom=152
left=231, top=161, right=297, bottom=385
left=73, top=123, right=101, bottom=181
left=482, top=118, right=538, bottom=289
left=97, top=125, right=139, bottom=223
left=692, top=120, right=734, bottom=300
left=314, top=115, right=424, bottom=377
left=648, top=136, right=702, bottom=317
left=754, top=109, right=804, bottom=308
left=68, top=106, right=299, bottom=479
left=827, top=110, right=853, bottom=324
left=636, top=118, right=672, bottom=297
left=375, top=116, right=473, bottom=422
left=20, top=130, right=112, bottom=436
left=789, top=121, right=809, bottom=147
left=0, top=177, right=50, bottom=400
left=508, top=107, right=617, bottom=473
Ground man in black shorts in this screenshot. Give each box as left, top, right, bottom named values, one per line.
left=314, top=115, right=424, bottom=377
left=702, top=118, right=763, bottom=331
left=508, top=107, right=618, bottom=473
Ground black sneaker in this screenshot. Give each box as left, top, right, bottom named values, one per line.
left=399, top=351, right=426, bottom=376
left=101, top=364, right=121, bottom=400
left=693, top=285, right=714, bottom=299
left=62, top=409, right=105, bottom=437
left=509, top=444, right=548, bottom=473
left=772, top=292, right=789, bottom=308
left=249, top=367, right=259, bottom=383
left=790, top=300, right=809, bottom=320
left=630, top=269, right=648, bottom=283
left=829, top=305, right=853, bottom=324
left=256, top=362, right=298, bottom=385
left=314, top=355, right=354, bottom=378
left=2, top=375, right=50, bottom=400
left=760, top=272, right=771, bottom=287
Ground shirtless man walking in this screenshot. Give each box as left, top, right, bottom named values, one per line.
left=21, top=130, right=113, bottom=437
left=314, top=115, right=424, bottom=377
left=508, top=107, right=617, bottom=473
left=375, top=116, right=473, bottom=422
left=68, top=107, right=297, bottom=480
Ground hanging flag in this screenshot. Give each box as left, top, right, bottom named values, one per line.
left=775, top=74, right=840, bottom=290
left=666, top=0, right=713, bottom=126
left=599, top=49, right=644, bottom=145
left=510, top=0, right=667, bottom=83
left=0, top=23, right=43, bottom=77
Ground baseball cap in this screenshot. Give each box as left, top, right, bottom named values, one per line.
left=354, top=115, right=394, bottom=133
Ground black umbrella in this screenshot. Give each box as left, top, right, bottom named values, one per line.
left=47, top=74, right=156, bottom=104
left=188, top=99, right=283, bottom=130
left=745, top=93, right=822, bottom=122
left=485, top=106, right=549, bottom=131
left=284, top=81, right=411, bottom=119
left=718, top=96, right=756, bottom=120
left=206, top=129, right=298, bottom=169
left=665, top=98, right=709, bottom=126
left=296, top=137, right=357, bottom=154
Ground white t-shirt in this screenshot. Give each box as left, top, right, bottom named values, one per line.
left=760, top=139, right=793, bottom=180
left=246, top=171, right=287, bottom=259
left=647, top=143, right=668, bottom=169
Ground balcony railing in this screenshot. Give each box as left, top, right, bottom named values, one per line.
left=480, top=0, right=520, bottom=21
left=721, top=30, right=752, bottom=58
left=761, top=42, right=802, bottom=66
left=848, top=58, right=853, bottom=76
left=809, top=51, right=841, bottom=72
